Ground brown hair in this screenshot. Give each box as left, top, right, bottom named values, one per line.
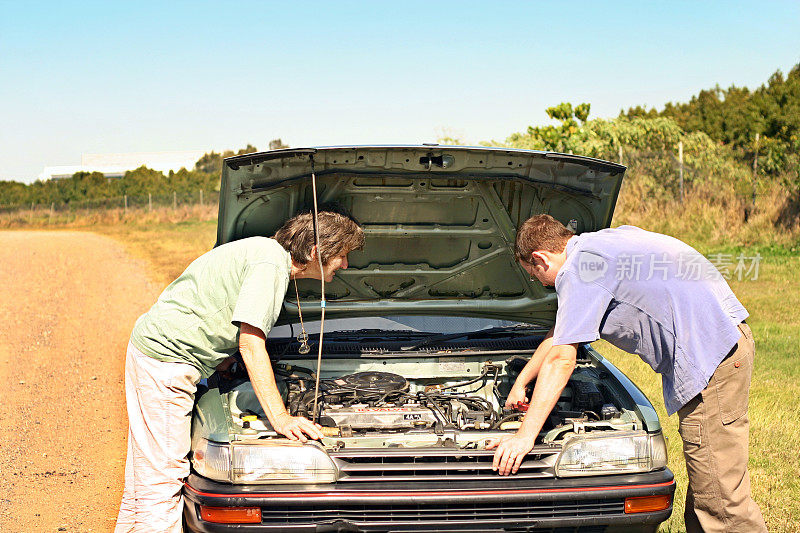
left=515, top=214, right=574, bottom=261
left=273, top=210, right=365, bottom=265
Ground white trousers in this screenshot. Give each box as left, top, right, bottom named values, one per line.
left=115, top=342, right=201, bottom=533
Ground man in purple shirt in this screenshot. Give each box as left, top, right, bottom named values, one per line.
left=487, top=214, right=766, bottom=533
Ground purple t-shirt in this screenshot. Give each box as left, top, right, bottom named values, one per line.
left=551, top=226, right=748, bottom=415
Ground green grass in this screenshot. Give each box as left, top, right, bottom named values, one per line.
left=90, top=219, right=798, bottom=533
left=594, top=251, right=800, bottom=532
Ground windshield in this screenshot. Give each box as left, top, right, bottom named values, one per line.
left=268, top=315, right=521, bottom=339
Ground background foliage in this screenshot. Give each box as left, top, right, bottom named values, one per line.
left=622, top=63, right=800, bottom=189
left=0, top=142, right=286, bottom=207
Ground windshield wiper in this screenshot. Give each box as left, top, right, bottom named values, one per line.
left=399, top=324, right=546, bottom=351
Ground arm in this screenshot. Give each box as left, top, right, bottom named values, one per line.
left=488, top=342, right=578, bottom=475
left=238, top=322, right=324, bottom=442
left=505, top=326, right=555, bottom=407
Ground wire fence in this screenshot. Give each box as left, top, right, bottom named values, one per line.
left=0, top=190, right=220, bottom=216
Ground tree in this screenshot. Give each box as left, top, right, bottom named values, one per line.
left=506, top=102, right=593, bottom=153
left=268, top=139, right=289, bottom=150
left=0, top=180, right=30, bottom=205
left=619, top=62, right=800, bottom=181
left=121, top=166, right=167, bottom=197
left=195, top=144, right=260, bottom=175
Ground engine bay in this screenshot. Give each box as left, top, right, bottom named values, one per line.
left=292, top=368, right=501, bottom=434
left=221, top=352, right=642, bottom=450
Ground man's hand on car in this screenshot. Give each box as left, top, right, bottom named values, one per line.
left=486, top=432, right=536, bottom=475
left=273, top=412, right=324, bottom=442
left=490, top=343, right=578, bottom=476
left=504, top=385, right=528, bottom=409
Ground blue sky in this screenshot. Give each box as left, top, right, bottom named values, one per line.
left=1, top=1, right=798, bottom=182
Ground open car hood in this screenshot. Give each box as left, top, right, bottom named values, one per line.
left=217, top=145, right=624, bottom=325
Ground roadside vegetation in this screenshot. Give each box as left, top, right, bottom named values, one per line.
left=3, top=64, right=798, bottom=532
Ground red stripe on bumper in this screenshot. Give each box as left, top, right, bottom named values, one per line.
left=184, top=480, right=675, bottom=499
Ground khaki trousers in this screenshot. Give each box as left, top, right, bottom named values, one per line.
left=678, top=323, right=767, bottom=532
left=115, top=342, right=201, bottom=533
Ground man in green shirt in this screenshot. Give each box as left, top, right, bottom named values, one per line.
left=115, top=211, right=364, bottom=533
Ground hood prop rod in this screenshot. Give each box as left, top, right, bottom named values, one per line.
left=310, top=154, right=326, bottom=424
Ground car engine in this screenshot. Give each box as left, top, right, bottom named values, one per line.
left=283, top=364, right=506, bottom=433
left=270, top=361, right=635, bottom=440
left=288, top=370, right=500, bottom=434
left=224, top=357, right=641, bottom=447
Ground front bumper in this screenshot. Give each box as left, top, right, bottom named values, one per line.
left=183, top=468, right=675, bottom=532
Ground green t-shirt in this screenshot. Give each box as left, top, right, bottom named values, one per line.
left=131, top=237, right=292, bottom=378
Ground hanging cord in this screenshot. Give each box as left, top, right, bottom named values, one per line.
left=293, top=279, right=310, bottom=355
left=309, top=154, right=326, bottom=423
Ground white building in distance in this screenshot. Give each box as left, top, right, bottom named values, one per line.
left=39, top=150, right=209, bottom=181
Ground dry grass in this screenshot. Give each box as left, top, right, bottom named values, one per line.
left=95, top=219, right=218, bottom=287
left=614, top=178, right=800, bottom=250
left=0, top=203, right=218, bottom=232
left=0, top=204, right=219, bottom=287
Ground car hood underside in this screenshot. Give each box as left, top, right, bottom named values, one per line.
left=217, top=146, right=625, bottom=325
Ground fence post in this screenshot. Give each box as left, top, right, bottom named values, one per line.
left=678, top=140, right=684, bottom=203
left=199, top=189, right=204, bottom=206
left=49, top=202, right=54, bottom=224
left=752, top=133, right=759, bottom=212
left=618, top=144, right=623, bottom=164
left=124, top=194, right=128, bottom=214
left=29, top=202, right=34, bottom=224
left=173, top=191, right=177, bottom=209
left=148, top=192, right=152, bottom=212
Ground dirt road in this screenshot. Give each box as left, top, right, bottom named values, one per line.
left=0, top=231, right=161, bottom=532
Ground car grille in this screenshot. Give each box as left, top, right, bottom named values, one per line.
left=260, top=499, right=622, bottom=525
left=332, top=448, right=558, bottom=482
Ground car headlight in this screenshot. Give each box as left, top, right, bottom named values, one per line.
left=555, top=430, right=667, bottom=477
left=192, top=438, right=338, bottom=484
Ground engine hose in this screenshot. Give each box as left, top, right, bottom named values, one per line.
left=419, top=391, right=450, bottom=426
left=437, top=368, right=491, bottom=392
left=492, top=412, right=524, bottom=429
